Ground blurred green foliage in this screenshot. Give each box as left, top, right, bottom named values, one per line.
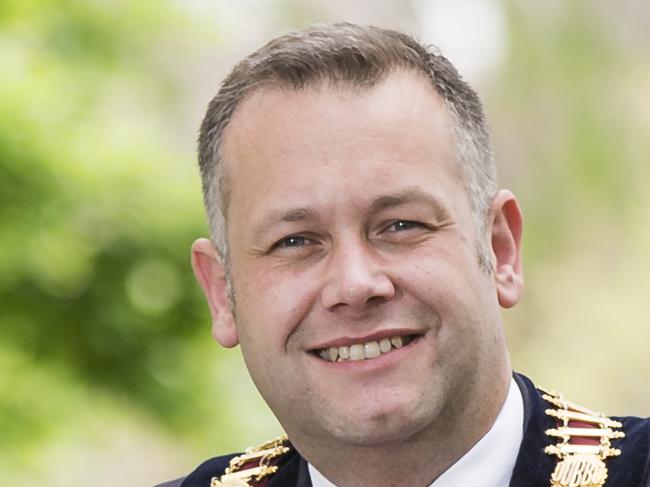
left=0, top=0, right=216, bottom=458
left=1, top=0, right=648, bottom=485
left=498, top=0, right=631, bottom=258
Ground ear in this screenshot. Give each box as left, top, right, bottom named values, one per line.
left=191, top=238, right=239, bottom=348
left=488, top=190, right=524, bottom=309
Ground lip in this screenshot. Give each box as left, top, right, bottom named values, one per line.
left=307, top=328, right=425, bottom=351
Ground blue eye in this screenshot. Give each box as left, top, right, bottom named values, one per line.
left=275, top=235, right=309, bottom=249
left=389, top=220, right=421, bottom=231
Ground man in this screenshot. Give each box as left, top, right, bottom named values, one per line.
left=159, top=23, right=649, bottom=487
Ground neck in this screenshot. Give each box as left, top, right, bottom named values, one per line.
left=294, top=370, right=512, bottom=487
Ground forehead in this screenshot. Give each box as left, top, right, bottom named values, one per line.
left=222, top=71, right=457, bottom=178
left=220, top=71, right=462, bottom=224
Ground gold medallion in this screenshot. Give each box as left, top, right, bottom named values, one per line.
left=210, top=435, right=289, bottom=487
left=541, top=387, right=624, bottom=487
left=211, top=477, right=250, bottom=487
left=550, top=454, right=608, bottom=487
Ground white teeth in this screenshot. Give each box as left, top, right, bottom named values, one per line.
left=364, top=342, right=380, bottom=359
left=319, top=335, right=414, bottom=362
left=349, top=344, right=364, bottom=361
left=328, top=347, right=338, bottom=362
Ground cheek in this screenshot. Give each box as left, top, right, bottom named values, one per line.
left=395, top=252, right=465, bottom=299
left=395, top=247, right=488, bottom=326
left=233, top=264, right=320, bottom=345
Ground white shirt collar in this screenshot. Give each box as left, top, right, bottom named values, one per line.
left=308, top=378, right=523, bottom=487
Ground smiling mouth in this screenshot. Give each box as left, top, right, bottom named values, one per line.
left=312, top=334, right=420, bottom=362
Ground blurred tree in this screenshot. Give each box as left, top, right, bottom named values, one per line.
left=0, top=0, right=219, bottom=455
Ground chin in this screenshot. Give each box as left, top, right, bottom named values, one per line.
left=333, top=419, right=428, bottom=448
left=324, top=400, right=435, bottom=447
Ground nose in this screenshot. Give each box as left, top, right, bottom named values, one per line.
left=320, top=239, right=396, bottom=312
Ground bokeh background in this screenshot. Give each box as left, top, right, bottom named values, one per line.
left=1, top=0, right=648, bottom=485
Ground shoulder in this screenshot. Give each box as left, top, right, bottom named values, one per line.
left=512, top=372, right=650, bottom=487
left=177, top=452, right=240, bottom=487
left=152, top=453, right=237, bottom=487
left=608, top=414, right=650, bottom=486
left=156, top=435, right=306, bottom=487
left=152, top=477, right=190, bottom=487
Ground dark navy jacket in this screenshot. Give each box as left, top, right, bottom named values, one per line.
left=157, top=374, right=650, bottom=487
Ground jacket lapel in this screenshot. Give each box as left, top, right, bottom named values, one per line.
left=268, top=448, right=311, bottom=487
left=509, top=373, right=557, bottom=487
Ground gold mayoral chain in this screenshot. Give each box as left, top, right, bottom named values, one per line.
left=540, top=387, right=625, bottom=487
left=210, top=435, right=290, bottom=487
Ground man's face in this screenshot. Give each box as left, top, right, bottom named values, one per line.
left=213, top=72, right=510, bottom=448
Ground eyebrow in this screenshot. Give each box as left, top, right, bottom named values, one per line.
left=250, top=187, right=449, bottom=241
left=251, top=206, right=319, bottom=242
left=369, top=188, right=449, bottom=217
left=370, top=188, right=440, bottom=211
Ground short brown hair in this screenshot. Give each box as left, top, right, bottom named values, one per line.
left=198, top=22, right=497, bottom=262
